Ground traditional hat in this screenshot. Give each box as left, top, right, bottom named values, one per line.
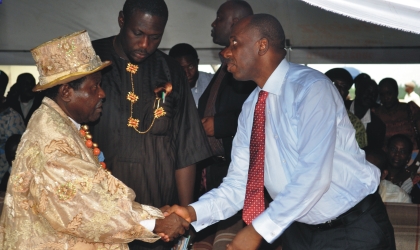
left=31, top=30, right=111, bottom=91
left=405, top=81, right=416, bottom=88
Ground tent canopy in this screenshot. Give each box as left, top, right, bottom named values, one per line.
left=1, top=0, right=419, bottom=65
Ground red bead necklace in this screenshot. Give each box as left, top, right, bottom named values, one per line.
left=79, top=125, right=107, bottom=170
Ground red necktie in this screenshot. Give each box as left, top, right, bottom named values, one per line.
left=243, top=90, right=268, bottom=225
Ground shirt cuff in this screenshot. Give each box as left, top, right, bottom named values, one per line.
left=140, top=219, right=156, bottom=232
left=190, top=201, right=214, bottom=232
left=252, top=212, right=283, bottom=243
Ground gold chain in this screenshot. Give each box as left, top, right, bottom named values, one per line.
left=126, top=63, right=166, bottom=134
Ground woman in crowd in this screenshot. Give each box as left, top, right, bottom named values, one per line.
left=373, top=78, right=420, bottom=151
left=385, top=134, right=420, bottom=203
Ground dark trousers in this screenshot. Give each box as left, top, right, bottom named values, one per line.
left=281, top=193, right=396, bottom=250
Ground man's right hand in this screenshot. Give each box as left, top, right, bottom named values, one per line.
left=163, top=205, right=197, bottom=223
left=154, top=213, right=189, bottom=242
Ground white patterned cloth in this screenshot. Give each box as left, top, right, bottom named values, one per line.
left=301, top=0, right=420, bottom=34
left=0, top=107, right=25, bottom=181
left=379, top=180, right=411, bottom=203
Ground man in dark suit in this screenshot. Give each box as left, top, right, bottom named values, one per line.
left=197, top=0, right=255, bottom=196
left=190, top=1, right=256, bottom=247
left=8, top=73, right=43, bottom=125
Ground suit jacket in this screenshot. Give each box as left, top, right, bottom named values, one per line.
left=8, top=94, right=43, bottom=126
left=0, top=97, right=163, bottom=250
left=198, top=66, right=256, bottom=161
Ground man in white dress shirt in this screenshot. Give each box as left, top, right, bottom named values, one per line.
left=168, top=43, right=213, bottom=107
left=404, top=81, right=420, bottom=106
left=164, top=14, right=395, bottom=250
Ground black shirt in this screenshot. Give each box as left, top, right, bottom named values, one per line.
left=91, top=37, right=212, bottom=209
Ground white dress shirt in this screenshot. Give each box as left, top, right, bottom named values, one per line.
left=349, top=101, right=371, bottom=129
left=19, top=97, right=34, bottom=119
left=404, top=92, right=420, bottom=107
left=191, top=71, right=213, bottom=107
left=190, top=59, right=380, bottom=243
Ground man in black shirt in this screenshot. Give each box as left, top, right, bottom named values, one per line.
left=91, top=1, right=212, bottom=249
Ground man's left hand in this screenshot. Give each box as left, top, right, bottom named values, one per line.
left=201, top=116, right=215, bottom=136
left=154, top=213, right=189, bottom=242
left=226, top=224, right=262, bottom=250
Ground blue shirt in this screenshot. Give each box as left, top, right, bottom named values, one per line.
left=190, top=59, right=380, bottom=243
left=191, top=71, right=213, bottom=107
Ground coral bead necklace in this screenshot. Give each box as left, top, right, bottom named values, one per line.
left=79, top=124, right=107, bottom=170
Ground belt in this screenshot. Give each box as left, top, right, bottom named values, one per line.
left=311, top=191, right=380, bottom=231
left=211, top=155, right=226, bottom=163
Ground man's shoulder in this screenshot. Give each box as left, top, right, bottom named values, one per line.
left=92, top=36, right=115, bottom=61
left=198, top=71, right=214, bottom=83
left=156, top=50, right=182, bottom=68
left=284, top=62, right=332, bottom=94
left=154, top=50, right=186, bottom=80
left=199, top=71, right=214, bottom=78
left=288, top=62, right=329, bottom=84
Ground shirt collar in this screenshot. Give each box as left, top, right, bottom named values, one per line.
left=68, top=116, right=81, bottom=130
left=261, top=58, right=289, bottom=95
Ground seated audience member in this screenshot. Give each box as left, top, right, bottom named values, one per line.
left=404, top=81, right=420, bottom=107
left=0, top=134, right=22, bottom=191
left=351, top=78, right=386, bottom=149
left=0, top=70, right=25, bottom=187
left=373, top=78, right=420, bottom=151
left=325, top=68, right=367, bottom=148
left=366, top=147, right=411, bottom=203
left=8, top=73, right=43, bottom=125
left=385, top=134, right=416, bottom=194
left=169, top=43, right=213, bottom=107
left=0, top=31, right=188, bottom=249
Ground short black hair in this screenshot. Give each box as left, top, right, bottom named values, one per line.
left=44, top=76, right=86, bottom=100
left=365, top=147, right=388, bottom=172
left=248, top=14, right=285, bottom=53
left=123, top=0, right=168, bottom=23
left=355, top=78, right=378, bottom=98
left=16, top=73, right=35, bottom=86
left=387, top=134, right=413, bottom=154
left=0, top=70, right=9, bottom=96
left=379, top=77, right=399, bottom=94
left=354, top=73, right=371, bottom=88
left=226, top=0, right=253, bottom=17
left=325, top=68, right=353, bottom=90
left=168, top=43, right=198, bottom=60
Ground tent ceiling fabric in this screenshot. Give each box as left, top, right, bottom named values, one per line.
left=301, top=0, right=420, bottom=35
left=1, top=0, right=419, bottom=65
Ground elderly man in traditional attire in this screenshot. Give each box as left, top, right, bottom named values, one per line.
left=0, top=31, right=188, bottom=250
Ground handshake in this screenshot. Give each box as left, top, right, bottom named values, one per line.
left=153, top=205, right=263, bottom=250
left=153, top=205, right=197, bottom=242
